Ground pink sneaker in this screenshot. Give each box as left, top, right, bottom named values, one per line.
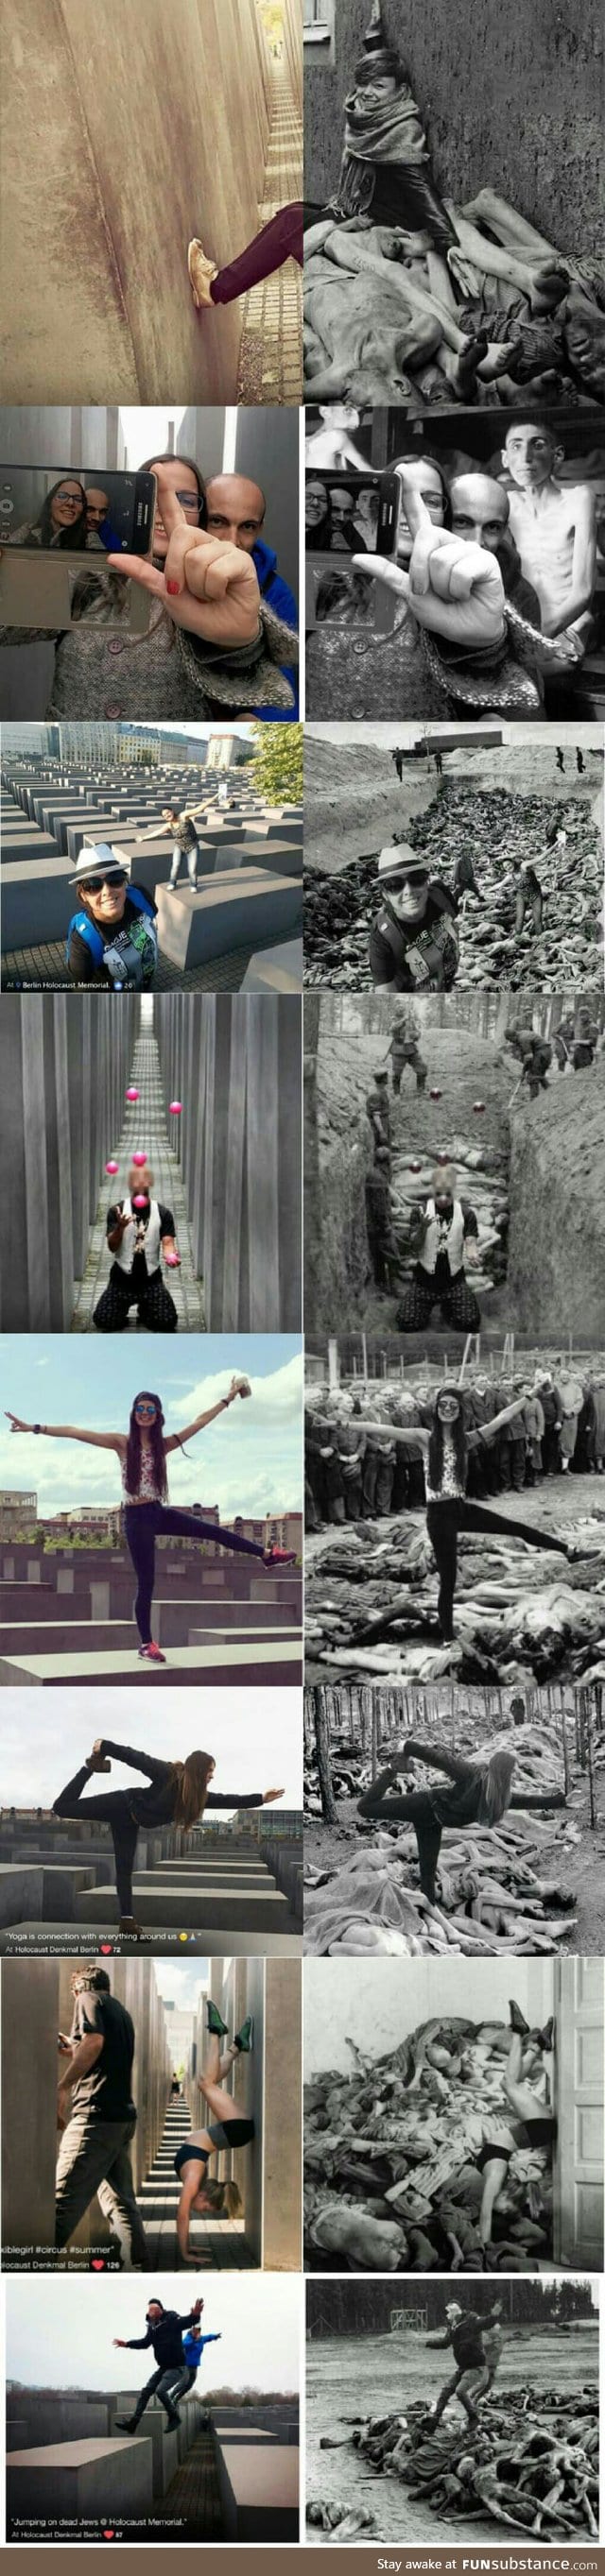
left=262, top=1546, right=297, bottom=1567
left=138, top=1640, right=167, bottom=1663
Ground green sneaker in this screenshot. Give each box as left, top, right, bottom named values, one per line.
left=206, top=2000, right=229, bottom=2039
left=235, top=2016, right=254, bottom=2054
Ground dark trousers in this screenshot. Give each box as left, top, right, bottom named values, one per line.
left=426, top=1498, right=569, bottom=1640
left=124, top=1501, right=267, bottom=1645
left=384, top=1787, right=443, bottom=1902
left=211, top=203, right=302, bottom=303
left=53, top=1765, right=140, bottom=1915
left=56, top=2111, right=147, bottom=2266
left=397, top=1266, right=481, bottom=1333
left=94, top=1263, right=177, bottom=1334
left=130, top=2364, right=195, bottom=2429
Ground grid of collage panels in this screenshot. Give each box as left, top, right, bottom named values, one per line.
left=0, top=0, right=604, bottom=2561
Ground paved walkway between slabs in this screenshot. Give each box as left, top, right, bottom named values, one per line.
left=237, top=64, right=302, bottom=403
left=72, top=1028, right=205, bottom=1332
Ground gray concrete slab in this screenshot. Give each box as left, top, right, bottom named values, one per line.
left=74, top=1884, right=291, bottom=1929
left=7, top=2435, right=153, bottom=2518
left=214, top=2436, right=299, bottom=2539
left=0, top=1864, right=95, bottom=1923
left=108, top=2405, right=178, bottom=2497
left=1, top=855, right=74, bottom=947
left=241, top=940, right=303, bottom=992
left=0, top=1640, right=303, bottom=1684
left=156, top=871, right=302, bottom=972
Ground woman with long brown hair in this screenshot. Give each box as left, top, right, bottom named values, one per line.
left=175, top=1999, right=257, bottom=2264
left=7, top=1376, right=297, bottom=1663
left=345, top=1381, right=574, bottom=1642
left=52, top=1740, right=284, bottom=1936
left=358, top=1735, right=565, bottom=1905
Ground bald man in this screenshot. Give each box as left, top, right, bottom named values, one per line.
left=202, top=472, right=299, bottom=720
left=448, top=472, right=543, bottom=623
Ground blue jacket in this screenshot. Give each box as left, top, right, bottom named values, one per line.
left=252, top=537, right=299, bottom=723
left=182, top=2330, right=221, bottom=2370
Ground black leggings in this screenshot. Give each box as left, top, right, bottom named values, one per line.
left=425, top=1498, right=568, bottom=1641
left=383, top=1788, right=443, bottom=1902
left=124, top=1501, right=267, bottom=1645
left=53, top=1765, right=140, bottom=1916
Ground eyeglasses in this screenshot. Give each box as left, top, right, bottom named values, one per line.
left=81, top=869, right=128, bottom=893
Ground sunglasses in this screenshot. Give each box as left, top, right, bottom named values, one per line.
left=81, top=869, right=128, bottom=893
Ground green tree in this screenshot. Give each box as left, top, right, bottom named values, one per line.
left=252, top=724, right=302, bottom=808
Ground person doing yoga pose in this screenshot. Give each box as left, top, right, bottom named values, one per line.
left=175, top=1999, right=256, bottom=2264
left=7, top=1379, right=296, bottom=1663
left=353, top=1383, right=578, bottom=1639
left=358, top=1736, right=565, bottom=1907
left=52, top=1741, right=284, bottom=1939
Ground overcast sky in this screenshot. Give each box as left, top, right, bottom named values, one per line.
left=0, top=1339, right=302, bottom=1518
left=0, top=1684, right=302, bottom=1808
left=7, top=2274, right=301, bottom=2395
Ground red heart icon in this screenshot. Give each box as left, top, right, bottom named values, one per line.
left=103, top=2533, right=115, bottom=2540
left=92, top=2260, right=105, bottom=2270
left=100, top=1943, right=112, bottom=1954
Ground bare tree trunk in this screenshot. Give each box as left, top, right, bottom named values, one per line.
left=315, top=1687, right=337, bottom=1825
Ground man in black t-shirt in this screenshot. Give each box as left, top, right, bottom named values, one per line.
left=93, top=1167, right=180, bottom=1332
left=55, top=1966, right=148, bottom=2268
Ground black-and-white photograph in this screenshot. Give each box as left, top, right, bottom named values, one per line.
left=305, top=1340, right=605, bottom=1680
left=304, top=1955, right=603, bottom=2273
left=304, top=989, right=605, bottom=1341
left=305, top=2276, right=599, bottom=2546
left=303, top=1682, right=605, bottom=1960
left=303, top=1, right=604, bottom=412
left=303, top=725, right=603, bottom=988
left=305, top=410, right=605, bottom=723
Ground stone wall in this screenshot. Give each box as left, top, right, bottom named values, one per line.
left=304, top=0, right=604, bottom=257
left=0, top=994, right=138, bottom=1331
left=153, top=994, right=302, bottom=1330
left=2, top=0, right=274, bottom=403
left=1, top=1956, right=172, bottom=2251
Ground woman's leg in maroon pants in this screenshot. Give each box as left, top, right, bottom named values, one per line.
left=210, top=203, right=303, bottom=304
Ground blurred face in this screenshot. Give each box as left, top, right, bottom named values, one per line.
left=147, top=2304, right=163, bottom=2322
left=81, top=869, right=128, bottom=926
left=151, top=461, right=199, bottom=557
left=86, top=486, right=110, bottom=529
left=449, top=474, right=510, bottom=554
left=320, top=404, right=359, bottom=428
left=437, top=1391, right=460, bottom=1426
left=306, top=480, right=328, bottom=528
left=51, top=480, right=84, bottom=529
left=387, top=875, right=428, bottom=922
left=204, top=475, right=265, bottom=553
left=503, top=426, right=559, bottom=489
left=134, top=1397, right=159, bottom=1428
left=395, top=461, right=444, bottom=560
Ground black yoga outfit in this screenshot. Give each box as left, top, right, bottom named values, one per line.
left=174, top=2119, right=255, bottom=2176
left=424, top=1493, right=570, bottom=1641
left=53, top=1742, right=265, bottom=1919
left=358, top=1740, right=565, bottom=1906
left=123, top=1500, right=268, bottom=1646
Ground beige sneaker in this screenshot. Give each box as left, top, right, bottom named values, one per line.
left=187, top=238, right=218, bottom=310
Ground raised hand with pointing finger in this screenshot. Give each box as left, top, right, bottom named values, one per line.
left=108, top=467, right=262, bottom=650
left=353, top=476, right=507, bottom=650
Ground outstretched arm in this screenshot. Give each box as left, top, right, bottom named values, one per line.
left=356, top=1417, right=429, bottom=1449
left=206, top=1787, right=284, bottom=1810
left=5, top=1413, right=124, bottom=1452
left=164, top=1375, right=249, bottom=1451
left=471, top=1396, right=527, bottom=1446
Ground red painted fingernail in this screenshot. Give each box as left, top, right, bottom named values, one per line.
left=166, top=579, right=181, bottom=595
